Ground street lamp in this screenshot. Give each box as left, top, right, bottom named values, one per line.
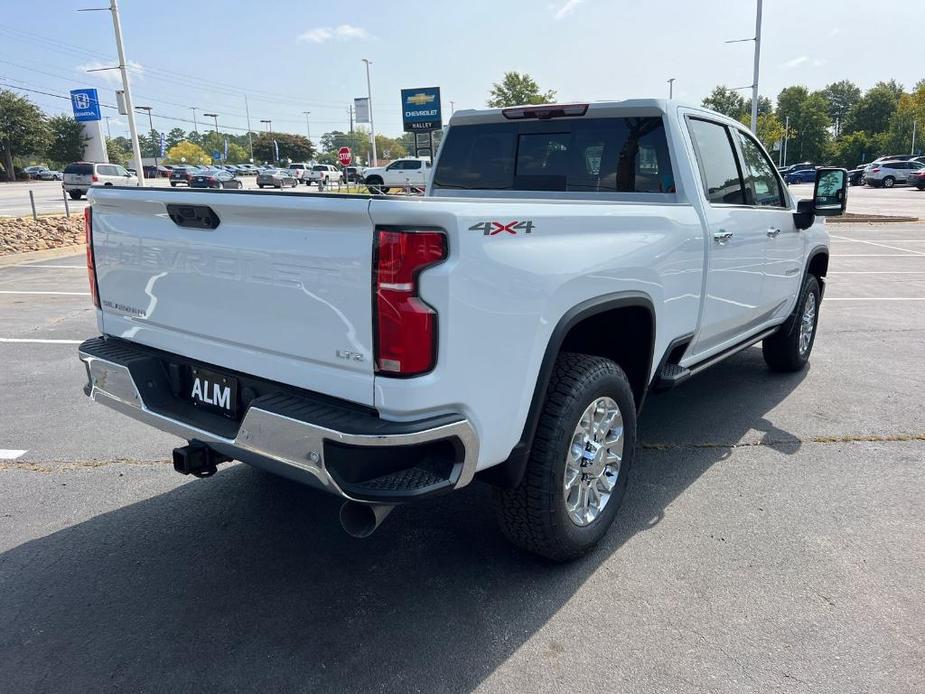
left=260, top=119, right=272, bottom=133
left=362, top=58, right=377, bottom=166
left=190, top=106, right=199, bottom=134
left=135, top=105, right=157, bottom=168
left=724, top=0, right=763, bottom=133
left=203, top=112, right=219, bottom=133
left=667, top=78, right=676, bottom=99
left=303, top=111, right=311, bottom=142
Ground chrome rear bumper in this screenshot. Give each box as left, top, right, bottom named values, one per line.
left=78, top=338, right=478, bottom=502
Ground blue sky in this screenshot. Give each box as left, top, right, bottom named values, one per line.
left=0, top=0, right=921, bottom=143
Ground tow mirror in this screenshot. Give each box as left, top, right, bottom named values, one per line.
left=813, top=168, right=848, bottom=216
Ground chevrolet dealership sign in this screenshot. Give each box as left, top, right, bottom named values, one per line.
left=401, top=87, right=441, bottom=132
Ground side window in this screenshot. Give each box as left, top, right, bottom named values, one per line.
left=687, top=118, right=746, bottom=205
left=386, top=161, right=402, bottom=170
left=404, top=160, right=422, bottom=170
left=115, top=166, right=128, bottom=176
left=734, top=130, right=785, bottom=207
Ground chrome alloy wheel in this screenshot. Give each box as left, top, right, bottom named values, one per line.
left=799, top=291, right=817, bottom=356
left=564, top=397, right=624, bottom=527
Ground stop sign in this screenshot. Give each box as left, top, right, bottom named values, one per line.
left=338, top=147, right=352, bottom=166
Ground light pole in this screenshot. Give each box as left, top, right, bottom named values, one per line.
left=136, top=105, right=156, bottom=168
left=362, top=58, right=377, bottom=166
left=667, top=78, right=676, bottom=99
left=203, top=112, right=219, bottom=133
left=104, top=115, right=112, bottom=140
left=190, top=106, right=198, bottom=134
left=303, top=111, right=311, bottom=142
left=450, top=100, right=456, bottom=114
left=724, top=0, right=763, bottom=134
left=260, top=119, right=271, bottom=133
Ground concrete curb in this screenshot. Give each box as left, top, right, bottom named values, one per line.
left=0, top=244, right=86, bottom=267
left=829, top=214, right=919, bottom=224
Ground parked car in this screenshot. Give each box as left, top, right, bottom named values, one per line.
left=36, top=169, right=63, bottom=181
left=190, top=169, right=244, bottom=190
left=237, top=164, right=259, bottom=176
left=78, top=99, right=845, bottom=560
left=864, top=160, right=925, bottom=188
left=848, top=163, right=868, bottom=186
left=306, top=164, right=344, bottom=187
left=908, top=168, right=925, bottom=190
left=286, top=162, right=312, bottom=183
left=784, top=168, right=819, bottom=184
left=169, top=165, right=202, bottom=187
left=256, top=168, right=298, bottom=188
left=781, top=162, right=815, bottom=176
left=363, top=157, right=431, bottom=193
left=344, top=166, right=366, bottom=183
left=62, top=161, right=137, bottom=199
left=870, top=154, right=917, bottom=164
left=24, top=165, right=50, bottom=179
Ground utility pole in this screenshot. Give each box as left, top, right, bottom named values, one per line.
left=104, top=115, right=112, bottom=140
left=107, top=0, right=143, bottom=185
left=782, top=115, right=789, bottom=166
left=750, top=0, right=763, bottom=134
left=667, top=78, right=675, bottom=99
left=450, top=100, right=456, bottom=114
left=362, top=58, right=377, bottom=166
left=912, top=119, right=917, bottom=155
left=348, top=104, right=354, bottom=134
left=190, top=106, right=198, bottom=134
left=136, top=105, right=156, bottom=168
left=302, top=111, right=311, bottom=142
left=243, top=95, right=254, bottom=162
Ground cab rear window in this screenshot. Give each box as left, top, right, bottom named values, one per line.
left=433, top=117, right=674, bottom=193
left=64, top=163, right=93, bottom=175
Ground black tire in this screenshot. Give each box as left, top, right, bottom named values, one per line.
left=366, top=177, right=386, bottom=194
left=882, top=176, right=895, bottom=188
left=762, top=274, right=821, bottom=372
left=170, top=182, right=177, bottom=187
left=68, top=191, right=82, bottom=200
left=493, top=353, right=637, bottom=561
left=257, top=184, right=264, bottom=188
left=916, top=185, right=925, bottom=191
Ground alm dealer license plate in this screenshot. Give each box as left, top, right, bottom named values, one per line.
left=188, top=367, right=238, bottom=418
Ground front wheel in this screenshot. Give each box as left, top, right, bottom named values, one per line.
left=882, top=176, right=895, bottom=188
left=763, top=275, right=821, bottom=372
left=493, top=353, right=636, bottom=561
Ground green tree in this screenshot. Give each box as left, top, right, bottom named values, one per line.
left=744, top=95, right=772, bottom=118
left=827, top=131, right=873, bottom=168
left=487, top=72, right=556, bottom=108
left=165, top=140, right=211, bottom=165
left=847, top=82, right=902, bottom=134
left=252, top=132, right=314, bottom=163
left=224, top=142, right=249, bottom=164
left=166, top=127, right=187, bottom=149
left=739, top=111, right=785, bottom=153
left=702, top=85, right=747, bottom=118
left=106, top=137, right=131, bottom=166
left=375, top=134, right=407, bottom=160
left=46, top=115, right=88, bottom=167
left=820, top=80, right=861, bottom=132
left=776, top=86, right=830, bottom=163
left=0, top=90, right=50, bottom=181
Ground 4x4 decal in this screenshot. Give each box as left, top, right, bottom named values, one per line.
left=468, top=220, right=536, bottom=236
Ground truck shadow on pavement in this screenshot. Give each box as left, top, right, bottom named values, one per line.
left=0, top=347, right=806, bottom=693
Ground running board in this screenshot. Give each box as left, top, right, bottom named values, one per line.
left=654, top=327, right=778, bottom=389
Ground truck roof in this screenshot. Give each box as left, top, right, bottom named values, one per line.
left=448, top=99, right=731, bottom=127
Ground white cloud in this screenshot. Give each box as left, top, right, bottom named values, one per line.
left=784, top=56, right=808, bottom=68
left=77, top=60, right=143, bottom=84
left=553, top=0, right=583, bottom=20
left=298, top=24, right=370, bottom=43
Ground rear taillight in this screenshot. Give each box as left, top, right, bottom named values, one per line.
left=374, top=229, right=447, bottom=376
left=91, top=174, right=99, bottom=183
left=870, top=167, right=880, bottom=173
left=84, top=207, right=100, bottom=308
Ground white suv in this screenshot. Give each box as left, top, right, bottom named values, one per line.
left=363, top=157, right=431, bottom=193
left=864, top=160, right=925, bottom=188
left=62, top=162, right=138, bottom=200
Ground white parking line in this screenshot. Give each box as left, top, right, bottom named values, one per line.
left=0, top=449, right=27, bottom=460
left=829, top=235, right=925, bottom=256
left=828, top=271, right=925, bottom=275
left=832, top=254, right=925, bottom=257
left=0, top=290, right=89, bottom=295
left=9, top=265, right=86, bottom=269
left=0, top=337, right=84, bottom=344
left=825, top=297, right=925, bottom=301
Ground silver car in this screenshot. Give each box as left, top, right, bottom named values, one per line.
left=864, top=160, right=925, bottom=188
left=256, top=168, right=298, bottom=189
left=62, top=161, right=138, bottom=200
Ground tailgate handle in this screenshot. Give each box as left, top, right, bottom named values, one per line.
left=166, top=204, right=220, bottom=230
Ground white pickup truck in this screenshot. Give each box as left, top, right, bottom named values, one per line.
left=78, top=100, right=845, bottom=560
left=362, top=156, right=431, bottom=193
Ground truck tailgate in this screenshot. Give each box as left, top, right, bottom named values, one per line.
left=89, top=188, right=376, bottom=406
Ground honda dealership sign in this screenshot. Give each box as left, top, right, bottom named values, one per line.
left=70, top=88, right=102, bottom=122
left=401, top=87, right=441, bottom=132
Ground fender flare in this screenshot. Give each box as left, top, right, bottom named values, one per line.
left=478, top=291, right=656, bottom=488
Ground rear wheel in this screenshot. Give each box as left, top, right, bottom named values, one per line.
left=170, top=182, right=177, bottom=187
left=916, top=185, right=925, bottom=191
left=882, top=176, right=895, bottom=188
left=68, top=191, right=82, bottom=200
left=493, top=353, right=636, bottom=561
left=762, top=275, right=821, bottom=372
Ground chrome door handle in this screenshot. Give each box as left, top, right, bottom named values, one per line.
left=713, top=231, right=734, bottom=244
left=767, top=227, right=782, bottom=238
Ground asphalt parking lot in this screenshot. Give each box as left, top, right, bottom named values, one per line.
left=1, top=223, right=924, bottom=692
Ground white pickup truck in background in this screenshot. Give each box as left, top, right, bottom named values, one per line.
left=78, top=100, right=846, bottom=560
left=362, top=156, right=431, bottom=193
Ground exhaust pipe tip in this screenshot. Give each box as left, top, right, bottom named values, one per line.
left=339, top=501, right=395, bottom=538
